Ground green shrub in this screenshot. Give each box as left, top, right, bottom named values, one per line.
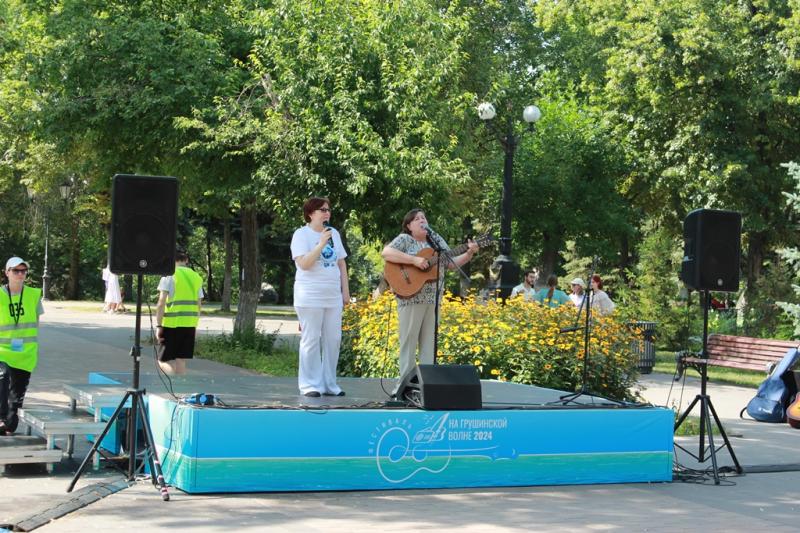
left=195, top=327, right=285, bottom=373
left=627, top=223, right=692, bottom=350
left=340, top=292, right=641, bottom=401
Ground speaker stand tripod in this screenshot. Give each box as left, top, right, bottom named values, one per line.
left=673, top=290, right=742, bottom=484
left=67, top=273, right=170, bottom=500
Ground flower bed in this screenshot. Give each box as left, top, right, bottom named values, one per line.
left=340, top=292, right=641, bottom=401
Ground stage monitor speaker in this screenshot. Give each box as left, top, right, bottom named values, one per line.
left=680, top=208, right=741, bottom=292
left=109, top=174, right=178, bottom=275
left=395, top=364, right=482, bottom=410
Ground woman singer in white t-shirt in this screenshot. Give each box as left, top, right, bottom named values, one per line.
left=290, top=196, right=350, bottom=397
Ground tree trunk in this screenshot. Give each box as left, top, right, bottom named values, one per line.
left=221, top=218, right=233, bottom=312
left=234, top=203, right=261, bottom=333
left=745, top=230, right=765, bottom=303
left=67, top=218, right=80, bottom=299
left=205, top=224, right=216, bottom=300
left=539, top=231, right=561, bottom=283
left=123, top=275, right=133, bottom=303
left=619, top=233, right=631, bottom=284
left=276, top=262, right=289, bottom=305
left=459, top=216, right=473, bottom=297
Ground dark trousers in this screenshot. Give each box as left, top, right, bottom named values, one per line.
left=0, top=362, right=31, bottom=433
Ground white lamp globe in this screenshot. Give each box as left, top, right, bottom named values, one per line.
left=523, top=105, right=541, bottom=123
left=477, top=102, right=496, bottom=121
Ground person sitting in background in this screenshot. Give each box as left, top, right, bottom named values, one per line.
left=590, top=274, right=616, bottom=316
left=534, top=275, right=570, bottom=308
left=510, top=270, right=537, bottom=301
left=569, top=277, right=586, bottom=308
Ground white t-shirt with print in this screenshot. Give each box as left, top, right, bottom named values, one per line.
left=291, top=224, right=347, bottom=307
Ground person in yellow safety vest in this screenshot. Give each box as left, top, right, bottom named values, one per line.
left=0, top=257, right=44, bottom=436
left=155, top=250, right=204, bottom=375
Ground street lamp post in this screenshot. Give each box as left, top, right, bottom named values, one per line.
left=26, top=182, right=73, bottom=301
left=478, top=102, right=541, bottom=299
left=26, top=187, right=51, bottom=301
left=59, top=180, right=73, bottom=299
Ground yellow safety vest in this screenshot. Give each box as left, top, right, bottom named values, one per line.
left=163, top=266, right=203, bottom=328
left=0, top=285, right=42, bottom=372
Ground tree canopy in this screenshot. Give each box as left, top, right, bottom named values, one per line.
left=3, top=0, right=800, bottom=340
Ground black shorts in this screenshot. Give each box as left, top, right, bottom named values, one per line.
left=158, top=327, right=196, bottom=362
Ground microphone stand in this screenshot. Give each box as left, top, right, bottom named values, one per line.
left=558, top=257, right=622, bottom=406
left=426, top=231, right=471, bottom=366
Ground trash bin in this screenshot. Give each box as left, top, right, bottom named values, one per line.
left=628, top=321, right=657, bottom=374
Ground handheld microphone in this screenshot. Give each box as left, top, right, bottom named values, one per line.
left=322, top=221, right=334, bottom=248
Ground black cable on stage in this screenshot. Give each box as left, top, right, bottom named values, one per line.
left=141, top=275, right=186, bottom=478
left=145, top=287, right=179, bottom=403
left=377, top=291, right=399, bottom=400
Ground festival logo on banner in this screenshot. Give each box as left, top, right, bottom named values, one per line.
left=368, top=413, right=515, bottom=484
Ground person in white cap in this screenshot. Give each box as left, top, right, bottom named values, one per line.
left=569, top=277, right=586, bottom=308
left=0, top=257, right=44, bottom=435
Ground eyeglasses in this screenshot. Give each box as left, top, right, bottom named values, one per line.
left=10, top=268, right=27, bottom=274
left=318, top=208, right=332, bottom=213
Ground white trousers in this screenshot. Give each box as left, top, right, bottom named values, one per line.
left=295, top=306, right=343, bottom=395
left=397, top=302, right=436, bottom=379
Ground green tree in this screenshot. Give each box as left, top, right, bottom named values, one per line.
left=513, top=94, right=634, bottom=276
left=5, top=0, right=253, bottom=301
left=629, top=222, right=689, bottom=348
left=536, top=0, right=800, bottom=312
left=776, top=162, right=800, bottom=337
left=181, top=0, right=477, bottom=327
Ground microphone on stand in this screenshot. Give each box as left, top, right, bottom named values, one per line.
left=421, top=223, right=441, bottom=249
left=421, top=223, right=441, bottom=238
left=322, top=221, right=335, bottom=248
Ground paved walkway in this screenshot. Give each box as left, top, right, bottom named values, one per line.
left=1, top=305, right=798, bottom=532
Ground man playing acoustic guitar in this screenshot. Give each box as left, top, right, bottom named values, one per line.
left=381, top=209, right=479, bottom=380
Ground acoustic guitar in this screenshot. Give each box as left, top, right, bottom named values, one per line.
left=383, top=234, right=494, bottom=298
left=787, top=394, right=800, bottom=429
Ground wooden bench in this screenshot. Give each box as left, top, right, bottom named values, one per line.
left=677, top=334, right=798, bottom=377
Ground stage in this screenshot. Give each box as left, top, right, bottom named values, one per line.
left=81, top=373, right=674, bottom=493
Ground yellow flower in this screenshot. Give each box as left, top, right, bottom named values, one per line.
left=490, top=368, right=500, bottom=376
left=474, top=359, right=482, bottom=366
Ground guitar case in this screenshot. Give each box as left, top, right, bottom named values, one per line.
left=740, top=347, right=800, bottom=423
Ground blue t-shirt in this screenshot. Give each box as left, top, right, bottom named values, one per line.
left=534, top=288, right=570, bottom=308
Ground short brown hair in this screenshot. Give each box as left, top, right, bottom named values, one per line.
left=401, top=208, right=425, bottom=235
left=302, top=197, right=330, bottom=223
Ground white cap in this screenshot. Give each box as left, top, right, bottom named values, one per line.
left=570, top=277, right=585, bottom=288
left=5, top=257, right=29, bottom=270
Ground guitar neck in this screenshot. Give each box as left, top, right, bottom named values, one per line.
left=442, top=241, right=470, bottom=258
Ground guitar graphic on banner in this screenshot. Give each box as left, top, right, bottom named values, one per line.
left=373, top=413, right=517, bottom=484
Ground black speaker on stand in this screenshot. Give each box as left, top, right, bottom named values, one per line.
left=109, top=174, right=179, bottom=274
left=675, top=208, right=743, bottom=484
left=680, top=208, right=741, bottom=292
left=68, top=174, right=178, bottom=501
